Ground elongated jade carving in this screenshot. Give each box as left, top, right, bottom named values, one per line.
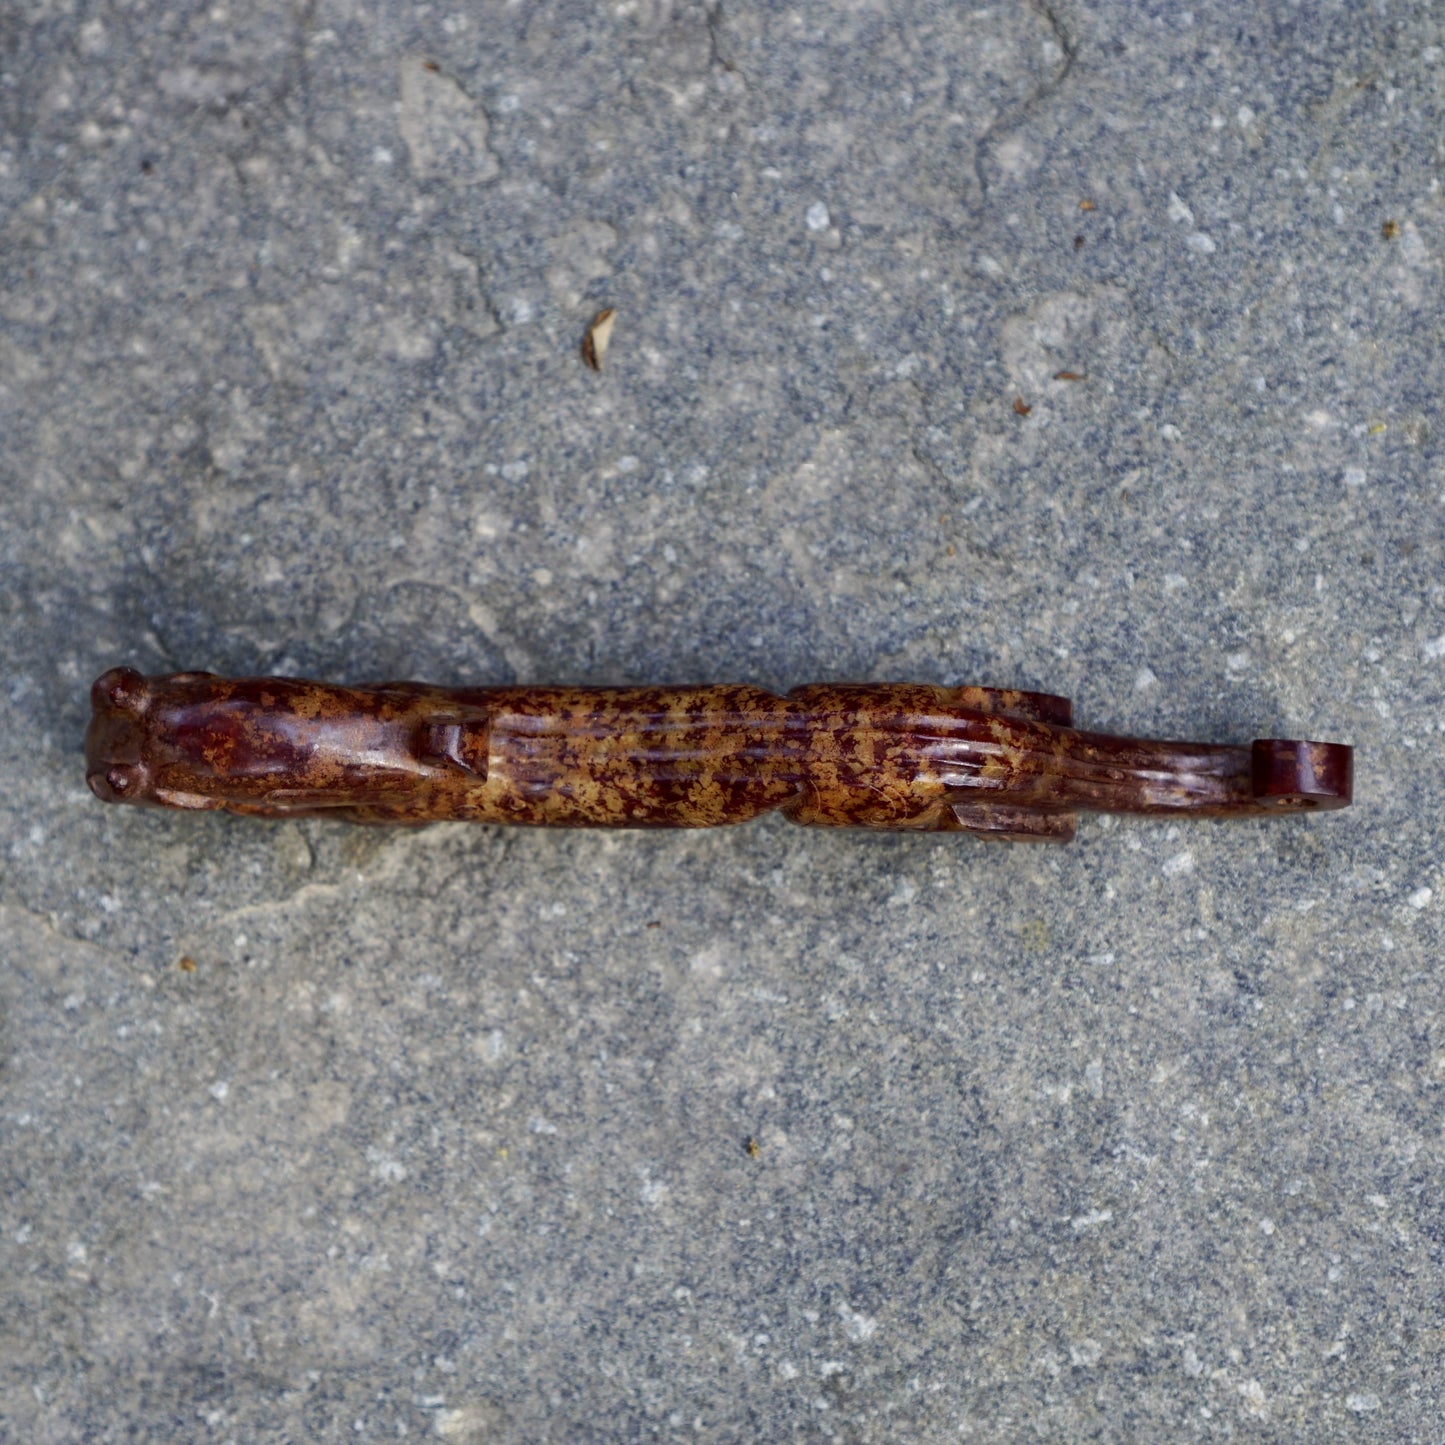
left=85, top=668, right=1352, bottom=843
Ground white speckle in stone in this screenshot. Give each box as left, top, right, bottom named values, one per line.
left=887, top=879, right=918, bottom=907
left=1070, top=1209, right=1112, bottom=1231
left=1163, top=850, right=1194, bottom=877
left=62, top=992, right=84, bottom=1011
left=1237, top=105, right=1256, bottom=127
left=1409, top=887, right=1434, bottom=909
left=1134, top=666, right=1157, bottom=691
left=1185, top=231, right=1216, bottom=254
left=690, top=943, right=726, bottom=978
left=435, top=1406, right=498, bottom=1439
left=818, top=1360, right=848, bottom=1377
left=1368, top=1193, right=1389, bottom=1208
left=1069, top=1338, right=1102, bottom=1367
left=805, top=202, right=831, bottom=232
left=1183, top=1346, right=1204, bottom=1377
left=500, top=458, right=530, bottom=482
left=382, top=314, right=435, bottom=362
left=369, top=1152, right=408, bottom=1182
left=993, top=135, right=1037, bottom=177
left=209, top=1080, right=230, bottom=1102
left=158, top=66, right=233, bottom=107
left=1346, top=1393, right=1381, bottom=1414
left=529, top=1116, right=558, bottom=1135
left=1087, top=952, right=1115, bottom=967
left=67, top=1240, right=87, bottom=1262
left=1167, top=192, right=1194, bottom=225
left=1259, top=1216, right=1275, bottom=1234
left=1159, top=423, right=1182, bottom=441
left=1401, top=224, right=1428, bottom=266
left=1422, top=635, right=1445, bottom=660
left=372, top=146, right=394, bottom=165
left=1343, top=467, right=1366, bottom=487
left=1239, top=1379, right=1267, bottom=1418
left=837, top=1302, right=877, bottom=1342
left=1226, top=651, right=1251, bottom=673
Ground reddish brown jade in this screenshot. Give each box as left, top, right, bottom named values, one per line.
left=85, top=668, right=1352, bottom=843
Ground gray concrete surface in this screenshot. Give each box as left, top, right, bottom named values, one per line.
left=3, top=1, right=1444, bottom=1439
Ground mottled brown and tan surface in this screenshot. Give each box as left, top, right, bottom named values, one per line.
left=86, top=670, right=1348, bottom=840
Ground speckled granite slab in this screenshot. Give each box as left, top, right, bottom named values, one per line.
left=2, top=1, right=1442, bottom=1439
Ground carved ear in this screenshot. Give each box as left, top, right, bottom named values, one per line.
left=92, top=666, right=149, bottom=712
left=415, top=710, right=491, bottom=778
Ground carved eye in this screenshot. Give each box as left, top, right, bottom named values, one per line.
left=88, top=765, right=142, bottom=802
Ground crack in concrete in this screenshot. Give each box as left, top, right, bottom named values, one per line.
left=705, top=2, right=746, bottom=82
left=971, top=0, right=1079, bottom=203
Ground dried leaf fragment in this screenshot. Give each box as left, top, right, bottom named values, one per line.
left=1053, top=370, right=1087, bottom=382
left=581, top=307, right=617, bottom=370
left=1079, top=198, right=1097, bottom=212
left=1013, top=397, right=1032, bottom=415
left=1381, top=219, right=1400, bottom=240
